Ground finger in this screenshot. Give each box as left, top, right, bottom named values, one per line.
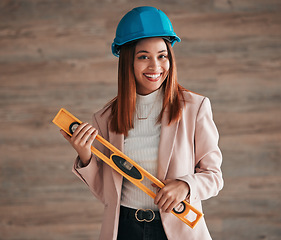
left=74, top=124, right=93, bottom=143
left=166, top=200, right=178, bottom=213
left=155, top=189, right=170, bottom=208
left=72, top=122, right=89, bottom=137
left=85, top=129, right=98, bottom=147
left=156, top=189, right=171, bottom=210
left=162, top=199, right=175, bottom=213
left=154, top=191, right=163, bottom=205
left=79, top=126, right=96, bottom=144
left=158, top=196, right=173, bottom=212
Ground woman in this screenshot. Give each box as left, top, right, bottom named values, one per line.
left=61, top=6, right=223, bottom=240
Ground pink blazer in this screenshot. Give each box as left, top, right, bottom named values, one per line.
left=73, top=91, right=223, bottom=240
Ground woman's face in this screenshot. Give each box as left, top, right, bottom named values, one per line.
left=133, top=38, right=170, bottom=95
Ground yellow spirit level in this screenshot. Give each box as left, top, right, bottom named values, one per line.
left=52, top=108, right=203, bottom=228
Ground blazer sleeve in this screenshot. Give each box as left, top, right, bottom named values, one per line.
left=71, top=113, right=106, bottom=204
left=179, top=97, right=223, bottom=204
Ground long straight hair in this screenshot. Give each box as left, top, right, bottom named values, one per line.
left=108, top=38, right=185, bottom=136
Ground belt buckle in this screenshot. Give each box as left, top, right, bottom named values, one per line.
left=135, top=209, right=155, bottom=223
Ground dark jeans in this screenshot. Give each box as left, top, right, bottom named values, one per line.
left=117, top=206, right=168, bottom=240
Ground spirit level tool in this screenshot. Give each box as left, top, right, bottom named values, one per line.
left=52, top=108, right=203, bottom=228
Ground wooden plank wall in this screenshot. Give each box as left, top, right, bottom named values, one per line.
left=1, top=0, right=281, bottom=239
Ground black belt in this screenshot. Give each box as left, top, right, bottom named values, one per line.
left=120, top=206, right=161, bottom=222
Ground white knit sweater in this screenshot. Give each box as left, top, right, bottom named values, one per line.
left=121, top=89, right=163, bottom=210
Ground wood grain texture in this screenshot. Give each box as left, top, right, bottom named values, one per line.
left=1, top=1, right=281, bottom=239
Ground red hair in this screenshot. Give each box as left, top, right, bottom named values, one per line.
left=108, top=39, right=185, bottom=136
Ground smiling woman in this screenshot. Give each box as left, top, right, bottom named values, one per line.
left=60, top=6, right=223, bottom=240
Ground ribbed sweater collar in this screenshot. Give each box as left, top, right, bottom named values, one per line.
left=136, top=88, right=163, bottom=105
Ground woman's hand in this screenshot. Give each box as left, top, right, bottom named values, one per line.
left=153, top=179, right=190, bottom=213
left=60, top=122, right=98, bottom=166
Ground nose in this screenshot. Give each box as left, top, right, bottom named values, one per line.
left=148, top=57, right=160, bottom=70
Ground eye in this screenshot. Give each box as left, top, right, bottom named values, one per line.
left=137, top=55, right=149, bottom=60
left=159, top=54, right=168, bottom=59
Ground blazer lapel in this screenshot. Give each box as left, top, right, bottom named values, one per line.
left=157, top=109, right=179, bottom=180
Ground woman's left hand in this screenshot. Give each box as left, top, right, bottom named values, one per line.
left=153, top=179, right=190, bottom=213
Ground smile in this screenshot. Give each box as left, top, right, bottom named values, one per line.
left=143, top=73, right=162, bottom=81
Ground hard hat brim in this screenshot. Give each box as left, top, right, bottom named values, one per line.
left=112, top=35, right=181, bottom=57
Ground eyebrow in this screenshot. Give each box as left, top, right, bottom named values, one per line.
left=136, top=49, right=167, bottom=54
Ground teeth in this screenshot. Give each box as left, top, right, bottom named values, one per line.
left=144, top=73, right=161, bottom=79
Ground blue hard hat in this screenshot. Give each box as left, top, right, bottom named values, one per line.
left=112, top=6, right=181, bottom=57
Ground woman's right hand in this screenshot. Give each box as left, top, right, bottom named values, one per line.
left=60, top=122, right=98, bottom=166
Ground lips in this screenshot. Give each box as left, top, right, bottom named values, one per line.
left=143, top=73, right=162, bottom=81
